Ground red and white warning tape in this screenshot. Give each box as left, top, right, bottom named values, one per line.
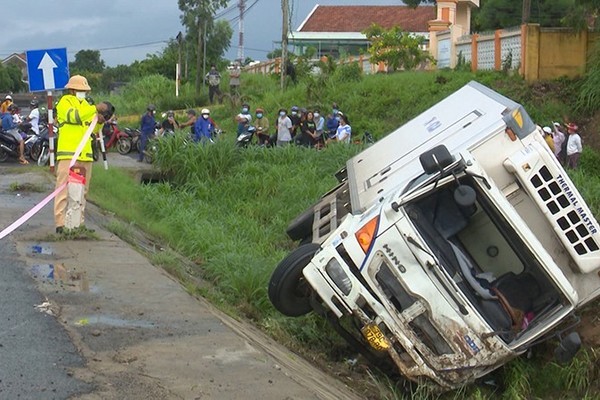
left=0, top=116, right=98, bottom=240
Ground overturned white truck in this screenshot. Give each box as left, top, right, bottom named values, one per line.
left=269, top=81, right=600, bottom=390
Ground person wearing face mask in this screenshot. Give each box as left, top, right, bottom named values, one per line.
left=254, top=107, right=270, bottom=146
left=276, top=108, right=293, bottom=146
left=313, top=109, right=325, bottom=147
left=236, top=103, right=252, bottom=136
left=326, top=104, right=340, bottom=139
left=139, top=104, right=157, bottom=162
left=54, top=74, right=115, bottom=234
left=289, top=105, right=301, bottom=139
left=194, top=108, right=215, bottom=143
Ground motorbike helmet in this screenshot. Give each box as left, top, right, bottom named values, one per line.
left=166, top=110, right=174, bottom=117
left=255, top=108, right=264, bottom=113
left=187, top=109, right=196, bottom=116
left=201, top=108, right=210, bottom=115
left=246, top=126, right=257, bottom=134
left=30, top=99, right=39, bottom=107
left=5, top=94, right=12, bottom=101
left=291, top=105, right=299, bottom=112
left=147, top=104, right=156, bottom=112
left=65, top=75, right=91, bottom=91
left=7, top=103, right=18, bottom=112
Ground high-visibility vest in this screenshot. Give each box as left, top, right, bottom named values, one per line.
left=56, top=94, right=97, bottom=161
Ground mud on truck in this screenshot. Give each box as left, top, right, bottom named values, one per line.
left=268, top=82, right=600, bottom=390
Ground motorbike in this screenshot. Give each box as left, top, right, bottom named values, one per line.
left=235, top=125, right=256, bottom=148
left=30, top=124, right=58, bottom=166
left=0, top=129, right=23, bottom=163
left=102, top=119, right=129, bottom=151
left=121, top=127, right=141, bottom=155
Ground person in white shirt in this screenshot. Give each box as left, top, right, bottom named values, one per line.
left=565, top=122, right=582, bottom=169
left=27, top=99, right=40, bottom=135
left=552, top=121, right=565, bottom=161
left=328, top=113, right=351, bottom=144
left=276, top=108, right=293, bottom=146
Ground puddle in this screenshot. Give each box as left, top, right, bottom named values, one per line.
left=74, top=315, right=155, bottom=328
left=29, top=263, right=90, bottom=292
left=30, top=264, right=55, bottom=280
left=31, top=244, right=54, bottom=255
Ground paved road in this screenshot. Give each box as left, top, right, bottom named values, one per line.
left=0, top=164, right=362, bottom=399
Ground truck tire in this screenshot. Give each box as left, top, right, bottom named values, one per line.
left=268, top=243, right=320, bottom=317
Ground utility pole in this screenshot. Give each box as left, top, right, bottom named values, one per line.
left=522, top=0, right=531, bottom=24
left=281, top=0, right=288, bottom=89
left=238, top=0, right=245, bottom=63
left=202, top=23, right=207, bottom=92
left=176, top=31, right=182, bottom=97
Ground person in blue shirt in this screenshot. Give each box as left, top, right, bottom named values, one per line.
left=139, top=104, right=156, bottom=162
left=1, top=104, right=27, bottom=163
left=326, top=104, right=340, bottom=139
left=194, top=108, right=215, bottom=143
left=327, top=113, right=351, bottom=144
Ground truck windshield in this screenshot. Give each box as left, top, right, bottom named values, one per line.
left=405, top=175, right=566, bottom=342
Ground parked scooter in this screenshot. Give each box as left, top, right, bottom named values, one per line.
left=102, top=118, right=129, bottom=151
left=235, top=126, right=256, bottom=148
left=121, top=127, right=141, bottom=155
left=31, top=124, right=58, bottom=166
left=0, top=129, right=23, bottom=163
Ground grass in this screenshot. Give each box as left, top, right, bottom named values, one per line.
left=8, top=181, right=46, bottom=192
left=89, top=70, right=600, bottom=398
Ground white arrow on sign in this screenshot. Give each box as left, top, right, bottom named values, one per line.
left=37, top=52, right=58, bottom=90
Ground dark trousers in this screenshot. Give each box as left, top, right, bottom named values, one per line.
left=209, top=86, right=221, bottom=104
left=139, top=133, right=151, bottom=161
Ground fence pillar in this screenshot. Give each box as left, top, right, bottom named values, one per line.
left=494, top=29, right=502, bottom=70
left=471, top=33, right=479, bottom=72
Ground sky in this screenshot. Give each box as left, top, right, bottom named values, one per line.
left=0, top=0, right=401, bottom=68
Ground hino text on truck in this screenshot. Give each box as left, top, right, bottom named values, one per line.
left=268, top=82, right=600, bottom=390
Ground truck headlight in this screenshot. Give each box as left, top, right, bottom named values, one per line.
left=325, top=258, right=352, bottom=295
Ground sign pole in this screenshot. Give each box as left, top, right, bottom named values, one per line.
left=47, top=90, right=55, bottom=172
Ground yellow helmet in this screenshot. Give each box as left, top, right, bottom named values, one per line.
left=65, top=75, right=91, bottom=91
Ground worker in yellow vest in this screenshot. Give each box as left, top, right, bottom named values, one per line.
left=53, top=74, right=114, bottom=234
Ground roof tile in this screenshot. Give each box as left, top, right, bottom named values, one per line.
left=299, top=5, right=435, bottom=33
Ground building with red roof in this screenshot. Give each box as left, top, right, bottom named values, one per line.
left=289, top=5, right=436, bottom=58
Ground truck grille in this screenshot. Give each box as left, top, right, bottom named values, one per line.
left=504, top=142, right=600, bottom=273
left=530, top=166, right=599, bottom=255
left=376, top=262, right=453, bottom=356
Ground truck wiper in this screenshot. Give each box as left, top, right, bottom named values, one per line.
left=404, top=235, right=469, bottom=315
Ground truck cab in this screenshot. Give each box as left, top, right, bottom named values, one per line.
left=269, top=82, right=600, bottom=389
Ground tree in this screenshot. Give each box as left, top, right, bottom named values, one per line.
left=473, top=0, right=574, bottom=31
left=178, top=0, right=229, bottom=95
left=267, top=48, right=282, bottom=60
left=69, top=50, right=106, bottom=74
left=363, top=24, right=433, bottom=71
left=403, top=0, right=435, bottom=7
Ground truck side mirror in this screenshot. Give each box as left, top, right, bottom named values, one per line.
left=419, top=145, right=454, bottom=175
left=554, top=332, right=581, bottom=365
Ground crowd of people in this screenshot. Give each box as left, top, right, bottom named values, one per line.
left=542, top=121, right=583, bottom=169
left=233, top=102, right=351, bottom=148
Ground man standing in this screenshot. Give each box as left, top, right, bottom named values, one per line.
left=229, top=62, right=241, bottom=96
left=276, top=108, right=293, bottom=146
left=54, top=74, right=114, bottom=234
left=565, top=122, right=583, bottom=169
left=205, top=64, right=222, bottom=104
left=139, top=104, right=156, bottom=162
left=26, top=99, right=41, bottom=135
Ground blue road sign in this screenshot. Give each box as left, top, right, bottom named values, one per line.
left=26, top=48, right=69, bottom=92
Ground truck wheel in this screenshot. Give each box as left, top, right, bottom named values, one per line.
left=269, top=243, right=320, bottom=317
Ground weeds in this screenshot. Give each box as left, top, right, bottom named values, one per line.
left=8, top=181, right=46, bottom=192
